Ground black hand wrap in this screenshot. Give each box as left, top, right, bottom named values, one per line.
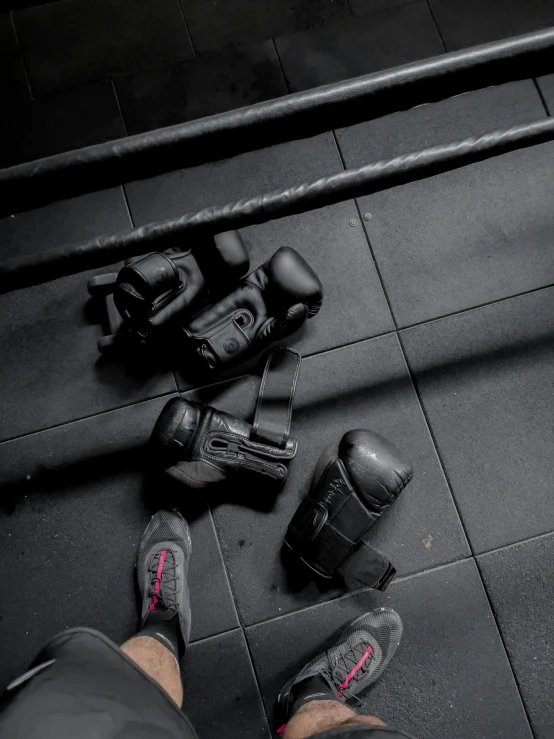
left=113, top=230, right=249, bottom=335
left=151, top=347, right=301, bottom=492
left=285, top=430, right=413, bottom=591
left=182, top=247, right=323, bottom=370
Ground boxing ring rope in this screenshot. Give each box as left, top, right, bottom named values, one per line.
left=1, top=116, right=554, bottom=294
left=1, top=26, right=554, bottom=216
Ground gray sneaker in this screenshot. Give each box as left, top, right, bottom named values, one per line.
left=278, top=608, right=403, bottom=718
left=137, top=509, right=192, bottom=650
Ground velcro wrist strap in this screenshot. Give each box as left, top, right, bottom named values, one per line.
left=251, top=347, right=301, bottom=448
left=132, top=253, right=181, bottom=298
left=337, top=540, right=396, bottom=592
left=286, top=458, right=381, bottom=578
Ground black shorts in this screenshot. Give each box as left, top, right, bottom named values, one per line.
left=0, top=628, right=416, bottom=739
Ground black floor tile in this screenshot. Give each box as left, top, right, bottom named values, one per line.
left=479, top=534, right=554, bottom=739
left=0, top=81, right=125, bottom=168
left=173, top=204, right=393, bottom=388
left=187, top=506, right=240, bottom=642
left=125, top=132, right=342, bottom=225
left=0, top=12, right=29, bottom=100
left=0, top=188, right=129, bottom=261
left=187, top=335, right=468, bottom=626
left=247, top=559, right=532, bottom=738
left=0, top=464, right=146, bottom=690
left=0, top=264, right=176, bottom=441
left=275, top=1, right=443, bottom=92
left=114, top=41, right=288, bottom=136
left=182, top=630, right=270, bottom=739
left=0, top=396, right=238, bottom=690
left=337, top=81, right=552, bottom=327
left=349, top=0, right=419, bottom=14
left=14, top=0, right=193, bottom=95
left=428, top=0, right=554, bottom=51
left=0, top=394, right=172, bottom=488
left=179, top=0, right=351, bottom=54
left=0, top=0, right=55, bottom=8
left=401, top=288, right=554, bottom=554
left=536, top=74, right=554, bottom=115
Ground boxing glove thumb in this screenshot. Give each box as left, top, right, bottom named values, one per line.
left=259, top=303, right=309, bottom=345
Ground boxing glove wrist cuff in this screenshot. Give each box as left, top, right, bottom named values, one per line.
left=285, top=429, right=412, bottom=591
left=115, top=252, right=186, bottom=328
left=336, top=542, right=397, bottom=592
left=152, top=347, right=301, bottom=492
left=286, top=457, right=378, bottom=576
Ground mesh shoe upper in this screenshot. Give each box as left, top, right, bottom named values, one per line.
left=279, top=608, right=403, bottom=717
left=137, top=510, right=192, bottom=647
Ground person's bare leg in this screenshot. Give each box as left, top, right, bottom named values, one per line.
left=283, top=700, right=385, bottom=739
left=123, top=510, right=193, bottom=708
left=121, top=635, right=183, bottom=707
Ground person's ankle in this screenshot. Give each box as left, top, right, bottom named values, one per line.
left=290, top=675, right=339, bottom=716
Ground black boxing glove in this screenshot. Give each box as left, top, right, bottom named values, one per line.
left=285, top=430, right=413, bottom=591
left=151, top=348, right=301, bottom=492
left=182, top=247, right=323, bottom=370
left=113, top=231, right=249, bottom=336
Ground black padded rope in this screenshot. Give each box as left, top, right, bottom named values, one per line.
left=1, top=26, right=554, bottom=215
left=2, top=116, right=554, bottom=294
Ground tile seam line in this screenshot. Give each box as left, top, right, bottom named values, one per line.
left=121, top=184, right=135, bottom=227
left=4, top=284, right=553, bottom=444
left=9, top=10, right=33, bottom=99
left=188, top=625, right=241, bottom=647
left=272, top=37, right=291, bottom=94
left=206, top=503, right=273, bottom=735
left=5, top=269, right=550, bottom=446
left=533, top=77, right=551, bottom=116
left=174, top=329, right=399, bottom=394
left=474, top=557, right=538, bottom=738
left=424, top=0, right=447, bottom=53
left=251, top=525, right=554, bottom=622
left=229, top=527, right=554, bottom=633
left=398, top=330, right=537, bottom=738
left=330, top=130, right=400, bottom=331
left=4, top=271, right=552, bottom=446
left=397, top=330, right=474, bottom=557
left=240, top=626, right=274, bottom=736
left=205, top=504, right=240, bottom=628
left=398, top=281, right=554, bottom=332
left=110, top=78, right=130, bottom=138
left=31, top=48, right=198, bottom=99
left=477, top=528, right=554, bottom=558
left=243, top=557, right=474, bottom=632
left=0, top=389, right=177, bottom=446
left=175, top=0, right=196, bottom=56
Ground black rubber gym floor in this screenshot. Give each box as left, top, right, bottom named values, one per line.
left=1, top=2, right=554, bottom=738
